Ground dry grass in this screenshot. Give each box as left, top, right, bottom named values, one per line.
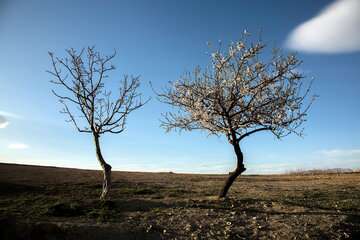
left=0, top=163, right=359, bottom=239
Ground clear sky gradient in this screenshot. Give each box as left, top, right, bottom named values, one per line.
left=0, top=0, right=359, bottom=174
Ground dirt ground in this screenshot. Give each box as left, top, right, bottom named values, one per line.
left=0, top=163, right=359, bottom=239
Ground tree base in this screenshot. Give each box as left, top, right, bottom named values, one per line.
left=218, top=166, right=246, bottom=198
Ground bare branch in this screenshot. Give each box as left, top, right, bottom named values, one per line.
left=48, top=47, right=148, bottom=136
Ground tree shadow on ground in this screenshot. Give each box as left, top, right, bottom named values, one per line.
left=0, top=216, right=161, bottom=240
left=0, top=182, right=44, bottom=195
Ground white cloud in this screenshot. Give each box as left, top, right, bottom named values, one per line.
left=0, top=110, right=22, bottom=119
left=0, top=110, right=22, bottom=129
left=0, top=115, right=9, bottom=128
left=293, top=148, right=360, bottom=171
left=286, top=0, right=360, bottom=53
left=8, top=143, right=29, bottom=150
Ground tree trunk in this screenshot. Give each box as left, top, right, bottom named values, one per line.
left=219, top=141, right=246, bottom=198
left=93, top=133, right=112, bottom=200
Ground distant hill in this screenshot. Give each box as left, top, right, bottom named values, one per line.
left=287, top=168, right=358, bottom=175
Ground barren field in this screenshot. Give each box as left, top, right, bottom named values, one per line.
left=0, top=163, right=359, bottom=239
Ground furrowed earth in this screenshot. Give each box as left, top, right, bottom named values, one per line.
left=0, top=163, right=359, bottom=239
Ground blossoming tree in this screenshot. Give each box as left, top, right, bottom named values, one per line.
left=158, top=35, right=315, bottom=198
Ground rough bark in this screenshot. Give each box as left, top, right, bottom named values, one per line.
left=93, top=133, right=112, bottom=200
left=219, top=142, right=246, bottom=198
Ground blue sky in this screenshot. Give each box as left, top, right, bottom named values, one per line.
left=0, top=0, right=359, bottom=174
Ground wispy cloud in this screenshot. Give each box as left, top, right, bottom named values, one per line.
left=319, top=149, right=360, bottom=158
left=317, top=148, right=360, bottom=164
left=286, top=0, right=360, bottom=53
left=0, top=115, right=9, bottom=128
left=0, top=110, right=22, bottom=119
left=8, top=143, right=29, bottom=150
left=246, top=163, right=293, bottom=174
left=292, top=148, right=360, bottom=171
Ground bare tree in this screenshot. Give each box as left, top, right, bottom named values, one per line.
left=48, top=47, right=147, bottom=200
left=157, top=34, right=316, bottom=198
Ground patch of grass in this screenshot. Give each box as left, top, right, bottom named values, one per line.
left=0, top=182, right=43, bottom=195
left=114, top=185, right=161, bottom=196
left=166, top=189, right=192, bottom=197
left=134, top=188, right=157, bottom=195
left=87, top=201, right=117, bottom=222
